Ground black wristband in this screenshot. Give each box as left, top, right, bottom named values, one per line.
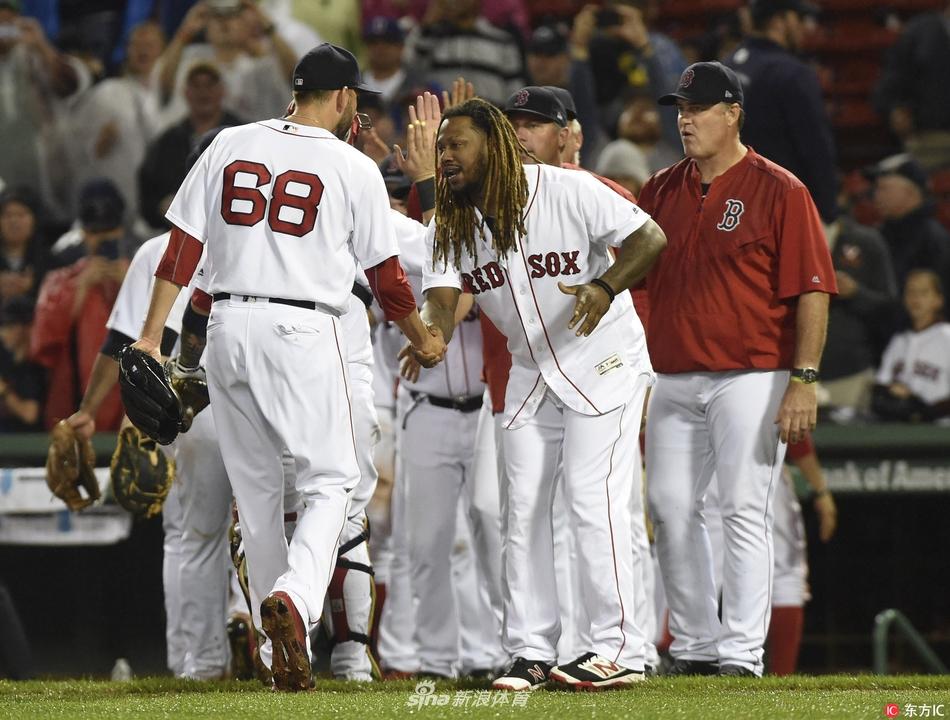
left=590, top=277, right=616, bottom=302
left=415, top=177, right=436, bottom=213
left=181, top=303, right=208, bottom=340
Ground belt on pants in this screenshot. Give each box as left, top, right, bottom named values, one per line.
left=408, top=389, right=483, bottom=413
left=212, top=292, right=316, bottom=311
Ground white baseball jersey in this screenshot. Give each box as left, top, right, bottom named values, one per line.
left=876, top=322, right=950, bottom=404
left=395, top=210, right=483, bottom=399
left=422, top=164, right=652, bottom=428
left=107, top=232, right=190, bottom=339
left=166, top=119, right=399, bottom=313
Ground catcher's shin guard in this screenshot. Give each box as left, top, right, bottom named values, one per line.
left=324, top=531, right=379, bottom=681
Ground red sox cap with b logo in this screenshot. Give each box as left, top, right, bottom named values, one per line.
left=503, top=86, right=568, bottom=127
left=293, top=43, right=380, bottom=94
left=658, top=61, right=744, bottom=106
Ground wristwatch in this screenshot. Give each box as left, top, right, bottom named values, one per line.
left=791, top=367, right=820, bottom=384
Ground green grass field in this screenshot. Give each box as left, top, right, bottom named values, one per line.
left=2, top=675, right=950, bottom=720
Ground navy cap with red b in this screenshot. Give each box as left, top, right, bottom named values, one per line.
left=658, top=61, right=744, bottom=107
left=293, top=43, right=379, bottom=94
left=503, top=86, right=568, bottom=128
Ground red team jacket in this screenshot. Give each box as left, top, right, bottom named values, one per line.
left=636, top=149, right=837, bottom=374
left=30, top=258, right=126, bottom=430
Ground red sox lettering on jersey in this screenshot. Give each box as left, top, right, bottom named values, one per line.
left=423, top=164, right=654, bottom=429
left=462, top=252, right=581, bottom=294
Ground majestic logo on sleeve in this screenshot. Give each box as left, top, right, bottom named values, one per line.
left=716, top=199, right=745, bottom=232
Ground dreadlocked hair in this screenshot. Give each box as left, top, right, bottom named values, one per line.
left=434, top=98, right=529, bottom=270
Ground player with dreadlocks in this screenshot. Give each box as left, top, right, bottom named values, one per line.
left=414, top=96, right=668, bottom=691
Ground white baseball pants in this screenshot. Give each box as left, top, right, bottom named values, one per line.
left=173, top=408, right=233, bottom=679
left=398, top=386, right=504, bottom=676
left=206, top=299, right=360, bottom=668
left=501, top=378, right=651, bottom=670
left=646, top=370, right=788, bottom=675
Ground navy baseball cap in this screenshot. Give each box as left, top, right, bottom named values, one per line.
left=293, top=43, right=379, bottom=94
left=364, top=16, right=405, bottom=43
left=546, top=86, right=577, bottom=122
left=658, top=61, right=744, bottom=106
left=862, top=153, right=929, bottom=192
left=79, top=179, right=125, bottom=232
left=504, top=86, right=568, bottom=127
left=527, top=25, right=568, bottom=56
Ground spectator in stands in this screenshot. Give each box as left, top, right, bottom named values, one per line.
left=821, top=215, right=898, bottom=413
left=71, top=21, right=165, bottom=225
left=0, top=296, right=43, bottom=432
left=404, top=0, right=527, bottom=105
left=361, top=16, right=421, bottom=107
left=156, top=0, right=297, bottom=124
left=873, top=1, right=950, bottom=169
left=48, top=179, right=130, bottom=269
left=0, top=187, right=47, bottom=302
left=872, top=269, right=950, bottom=423
left=594, top=133, right=649, bottom=196
left=597, top=90, right=681, bottom=183
left=30, top=190, right=128, bottom=430
left=526, top=15, right=603, bottom=165
left=139, top=62, right=241, bottom=232
left=866, top=154, right=950, bottom=295
left=0, top=0, right=90, bottom=220
left=724, top=0, right=838, bottom=224
left=588, top=1, right=687, bottom=152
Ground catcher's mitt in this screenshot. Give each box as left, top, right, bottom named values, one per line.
left=46, top=420, right=101, bottom=511
left=118, top=345, right=184, bottom=445
left=165, top=358, right=211, bottom=431
left=110, top=425, right=175, bottom=518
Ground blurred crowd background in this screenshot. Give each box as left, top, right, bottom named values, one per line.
left=1, top=0, right=949, bottom=433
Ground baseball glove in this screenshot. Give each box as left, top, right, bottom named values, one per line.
left=118, top=345, right=184, bottom=445
left=110, top=425, right=175, bottom=518
left=46, top=420, right=101, bottom=511
left=165, top=358, right=210, bottom=431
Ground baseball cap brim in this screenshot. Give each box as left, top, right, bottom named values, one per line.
left=504, top=107, right=565, bottom=126
left=658, top=92, right=688, bottom=106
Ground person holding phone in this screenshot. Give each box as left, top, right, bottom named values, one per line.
left=29, top=180, right=129, bottom=430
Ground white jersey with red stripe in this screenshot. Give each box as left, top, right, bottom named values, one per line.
left=107, top=232, right=190, bottom=340
left=422, top=163, right=653, bottom=428
left=165, top=118, right=399, bottom=313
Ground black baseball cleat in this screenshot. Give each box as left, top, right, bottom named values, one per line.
left=492, top=657, right=553, bottom=691
left=666, top=658, right=720, bottom=676
left=718, top=664, right=757, bottom=677
left=549, top=652, right=646, bottom=691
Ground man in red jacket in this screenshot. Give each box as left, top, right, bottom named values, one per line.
left=638, top=61, right=836, bottom=677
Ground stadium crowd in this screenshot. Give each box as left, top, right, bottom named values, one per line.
left=1, top=0, right=948, bottom=433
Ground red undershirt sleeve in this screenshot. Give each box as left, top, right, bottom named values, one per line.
left=155, top=227, right=203, bottom=287
left=191, top=288, right=213, bottom=314
left=366, top=255, right=417, bottom=321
